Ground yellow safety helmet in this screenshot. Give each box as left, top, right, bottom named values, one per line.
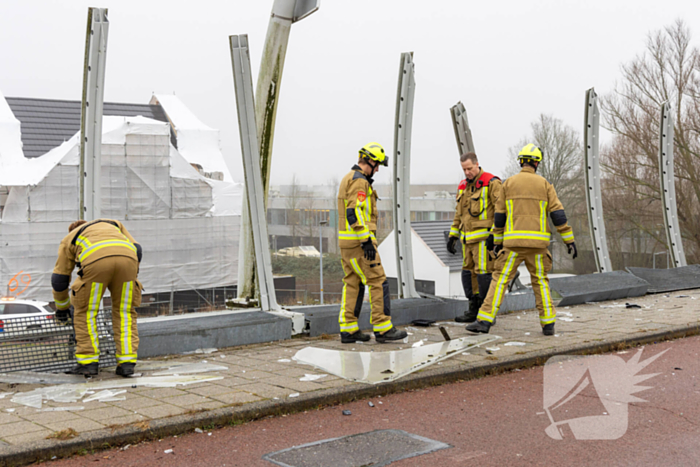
left=359, top=142, right=389, bottom=167
left=518, top=143, right=543, bottom=163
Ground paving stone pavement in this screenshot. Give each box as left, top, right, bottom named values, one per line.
left=1, top=290, right=699, bottom=455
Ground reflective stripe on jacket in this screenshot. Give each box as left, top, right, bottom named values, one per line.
left=492, top=166, right=575, bottom=249
left=52, top=219, right=140, bottom=306
left=449, top=168, right=503, bottom=245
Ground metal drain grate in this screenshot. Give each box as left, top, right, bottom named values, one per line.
left=0, top=309, right=117, bottom=372
left=263, top=429, right=451, bottom=467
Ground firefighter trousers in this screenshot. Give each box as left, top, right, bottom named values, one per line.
left=461, top=239, right=494, bottom=298
left=338, top=245, right=392, bottom=334
left=70, top=256, right=142, bottom=365
left=478, top=247, right=555, bottom=327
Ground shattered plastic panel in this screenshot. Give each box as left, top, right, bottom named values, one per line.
left=0, top=372, right=87, bottom=385
left=293, top=335, right=500, bottom=384
left=10, top=374, right=223, bottom=409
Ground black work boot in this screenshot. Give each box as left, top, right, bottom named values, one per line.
left=375, top=327, right=408, bottom=343
left=466, top=320, right=491, bottom=334
left=116, top=362, right=136, bottom=377
left=65, top=362, right=99, bottom=377
left=341, top=331, right=371, bottom=344
left=543, top=323, right=555, bottom=336
left=455, top=296, right=479, bottom=323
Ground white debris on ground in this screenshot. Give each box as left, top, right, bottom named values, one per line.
left=293, top=335, right=500, bottom=384
left=8, top=363, right=228, bottom=409
left=504, top=342, right=527, bottom=347
left=299, top=374, right=327, bottom=382
left=83, top=389, right=127, bottom=402
left=183, top=348, right=218, bottom=354
left=41, top=406, right=85, bottom=412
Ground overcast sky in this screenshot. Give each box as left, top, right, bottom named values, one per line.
left=2, top=0, right=699, bottom=187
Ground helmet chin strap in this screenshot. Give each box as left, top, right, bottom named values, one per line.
left=365, top=158, right=378, bottom=179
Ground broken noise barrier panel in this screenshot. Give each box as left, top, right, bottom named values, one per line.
left=0, top=309, right=117, bottom=372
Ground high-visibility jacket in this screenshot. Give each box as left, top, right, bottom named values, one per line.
left=337, top=165, right=378, bottom=249
left=492, top=165, right=575, bottom=249
left=449, top=168, right=503, bottom=245
left=52, top=219, right=141, bottom=310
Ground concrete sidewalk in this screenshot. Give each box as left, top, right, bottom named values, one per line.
left=2, top=290, right=700, bottom=466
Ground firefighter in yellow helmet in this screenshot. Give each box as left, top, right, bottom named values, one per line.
left=467, top=144, right=577, bottom=336
left=52, top=219, right=143, bottom=376
left=337, top=142, right=408, bottom=343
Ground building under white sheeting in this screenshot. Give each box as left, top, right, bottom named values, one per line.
left=0, top=90, right=242, bottom=302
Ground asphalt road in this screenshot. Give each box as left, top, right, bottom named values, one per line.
left=49, top=336, right=700, bottom=467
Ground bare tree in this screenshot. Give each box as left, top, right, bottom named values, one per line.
left=505, top=113, right=585, bottom=212
left=601, top=19, right=700, bottom=264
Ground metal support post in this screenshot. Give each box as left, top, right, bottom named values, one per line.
left=237, top=0, right=320, bottom=301
left=319, top=220, right=327, bottom=304
left=658, top=102, right=686, bottom=267
left=583, top=88, right=613, bottom=273
left=230, top=34, right=304, bottom=333
left=392, top=52, right=420, bottom=299
left=79, top=7, right=109, bottom=221
left=450, top=101, right=476, bottom=155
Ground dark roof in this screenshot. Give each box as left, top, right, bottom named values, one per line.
left=5, top=97, right=176, bottom=158
left=412, top=220, right=463, bottom=272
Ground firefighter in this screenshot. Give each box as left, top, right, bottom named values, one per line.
left=446, top=152, right=503, bottom=323
left=52, top=219, right=143, bottom=376
left=467, top=144, right=577, bottom=335
left=337, top=142, right=408, bottom=344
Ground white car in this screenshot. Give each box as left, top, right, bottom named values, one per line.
left=0, top=298, right=57, bottom=338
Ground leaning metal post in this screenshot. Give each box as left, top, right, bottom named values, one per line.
left=450, top=101, right=476, bottom=156
left=583, top=88, right=613, bottom=273
left=79, top=7, right=109, bottom=221
left=392, top=52, right=420, bottom=299
left=658, top=102, right=686, bottom=267
left=237, top=0, right=320, bottom=301
left=230, top=34, right=305, bottom=334
left=229, top=34, right=280, bottom=313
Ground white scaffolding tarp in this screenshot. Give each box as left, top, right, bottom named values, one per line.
left=0, top=110, right=242, bottom=301
left=152, top=94, right=233, bottom=182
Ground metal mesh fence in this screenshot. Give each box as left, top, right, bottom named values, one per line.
left=0, top=309, right=117, bottom=373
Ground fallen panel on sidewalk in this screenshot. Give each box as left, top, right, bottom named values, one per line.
left=10, top=374, right=224, bottom=409
left=293, top=334, right=499, bottom=385
left=263, top=429, right=451, bottom=467
left=626, top=265, right=700, bottom=294
left=550, top=271, right=649, bottom=306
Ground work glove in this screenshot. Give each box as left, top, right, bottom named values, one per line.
left=361, top=240, right=376, bottom=261
left=494, top=243, right=503, bottom=256
left=446, top=236, right=458, bottom=255
left=567, top=242, right=578, bottom=259
left=485, top=235, right=495, bottom=252
left=55, top=306, right=73, bottom=326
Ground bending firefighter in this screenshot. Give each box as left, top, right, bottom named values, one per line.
left=447, top=152, right=502, bottom=323
left=337, top=142, right=407, bottom=344
left=467, top=144, right=577, bottom=336
left=52, top=219, right=143, bottom=376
